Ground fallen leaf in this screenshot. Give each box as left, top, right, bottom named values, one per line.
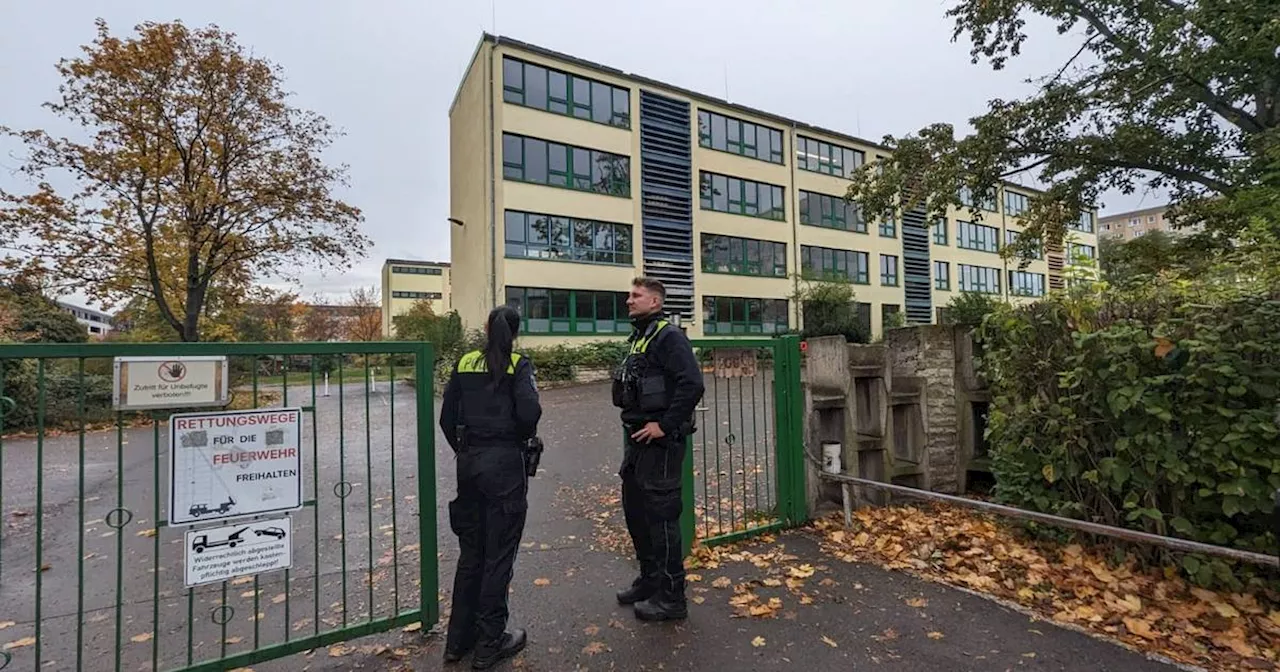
left=927, top=631, right=945, bottom=640
left=583, top=625, right=600, bottom=636
left=1213, top=602, right=1241, bottom=619
left=582, top=641, right=608, bottom=655
left=3, top=637, right=36, bottom=650
left=762, top=578, right=783, bottom=587
left=711, top=577, right=732, bottom=589
left=402, top=622, right=422, bottom=633
left=0, top=622, right=13, bottom=630
left=271, top=594, right=287, bottom=604
left=533, top=578, right=550, bottom=587
left=905, top=597, right=928, bottom=608
left=751, top=636, right=766, bottom=648
left=231, top=577, right=254, bottom=586
left=136, top=528, right=157, bottom=538
left=787, top=564, right=816, bottom=579
left=1123, top=617, right=1158, bottom=640
left=328, top=645, right=351, bottom=657
left=821, top=635, right=838, bottom=648
left=225, top=636, right=243, bottom=644
left=691, top=596, right=705, bottom=604
left=129, top=633, right=153, bottom=643
left=686, top=574, right=702, bottom=582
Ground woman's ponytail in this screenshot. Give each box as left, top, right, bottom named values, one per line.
left=483, top=306, right=522, bottom=386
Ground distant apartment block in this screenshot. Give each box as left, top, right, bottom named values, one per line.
left=381, top=259, right=451, bottom=336
left=57, top=301, right=113, bottom=339
left=448, top=34, right=1099, bottom=345
left=1099, top=205, right=1201, bottom=241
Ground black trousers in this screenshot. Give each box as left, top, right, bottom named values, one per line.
left=446, top=444, right=528, bottom=649
left=620, top=431, right=686, bottom=594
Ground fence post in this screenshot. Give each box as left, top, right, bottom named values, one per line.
left=778, top=334, right=807, bottom=525
left=681, top=433, right=695, bottom=557
left=416, top=341, right=439, bottom=628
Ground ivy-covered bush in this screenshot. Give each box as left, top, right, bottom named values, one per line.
left=978, top=285, right=1280, bottom=586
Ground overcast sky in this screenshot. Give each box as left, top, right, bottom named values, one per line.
left=0, top=0, right=1165, bottom=310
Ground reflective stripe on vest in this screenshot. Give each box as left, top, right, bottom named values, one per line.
left=456, top=350, right=523, bottom=374
left=628, top=319, right=669, bottom=356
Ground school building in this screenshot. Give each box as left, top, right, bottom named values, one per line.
left=380, top=259, right=451, bottom=337
left=448, top=33, right=1099, bottom=346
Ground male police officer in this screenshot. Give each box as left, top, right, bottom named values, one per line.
left=612, top=277, right=705, bottom=621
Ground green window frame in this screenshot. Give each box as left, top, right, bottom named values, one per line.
left=1004, top=190, right=1029, bottom=216
left=880, top=254, right=899, bottom=286
left=1005, top=229, right=1043, bottom=258
left=1071, top=211, right=1096, bottom=233
left=391, top=291, right=442, bottom=300
left=800, top=245, right=869, bottom=284
left=1008, top=270, right=1046, bottom=297
left=957, top=220, right=1000, bottom=252
left=502, top=133, right=631, bottom=197
left=932, top=218, right=948, bottom=245
left=958, top=186, right=999, bottom=212
left=934, top=261, right=950, bottom=290
left=795, top=136, right=865, bottom=177
left=699, top=171, right=786, bottom=221
left=701, top=234, right=787, bottom=277
left=701, top=295, right=789, bottom=335
left=504, top=210, right=633, bottom=266
left=959, top=264, right=1002, bottom=295
left=391, top=265, right=443, bottom=275
left=502, top=57, right=631, bottom=128
left=698, top=110, right=784, bottom=164
left=798, top=190, right=865, bottom=232
left=879, top=217, right=896, bottom=238
left=504, top=286, right=631, bottom=335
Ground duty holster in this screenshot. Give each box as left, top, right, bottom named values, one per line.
left=523, top=437, right=544, bottom=477
left=454, top=424, right=469, bottom=454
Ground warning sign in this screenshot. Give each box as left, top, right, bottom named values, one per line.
left=168, top=408, right=304, bottom=525
left=184, top=516, right=292, bottom=588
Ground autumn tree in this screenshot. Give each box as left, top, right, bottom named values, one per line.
left=844, top=1, right=1280, bottom=261
left=0, top=19, right=369, bottom=342
left=235, top=286, right=303, bottom=342
left=342, top=286, right=383, bottom=342
left=297, top=301, right=340, bottom=343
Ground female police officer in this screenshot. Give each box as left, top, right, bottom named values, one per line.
left=439, top=305, right=542, bottom=669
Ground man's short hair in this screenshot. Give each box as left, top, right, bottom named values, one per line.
left=631, top=276, right=666, bottom=300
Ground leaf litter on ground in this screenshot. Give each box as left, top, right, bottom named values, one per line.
left=811, top=504, right=1280, bottom=671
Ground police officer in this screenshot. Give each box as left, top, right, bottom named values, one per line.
left=439, top=305, right=541, bottom=668
left=612, top=276, right=705, bottom=621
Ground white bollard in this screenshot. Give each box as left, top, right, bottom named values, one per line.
left=323, top=371, right=330, bottom=397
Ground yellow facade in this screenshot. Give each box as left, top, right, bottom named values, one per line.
left=448, top=34, right=1099, bottom=345
left=381, top=259, right=451, bottom=337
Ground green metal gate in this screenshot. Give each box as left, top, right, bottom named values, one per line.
left=681, top=335, right=805, bottom=550
left=0, top=341, right=437, bottom=672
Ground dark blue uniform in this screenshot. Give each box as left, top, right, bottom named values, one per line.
left=439, top=350, right=541, bottom=661
left=612, top=315, right=705, bottom=619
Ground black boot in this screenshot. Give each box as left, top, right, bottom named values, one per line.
left=443, top=642, right=473, bottom=664
left=471, top=629, right=527, bottom=670
left=615, top=574, right=657, bottom=605
left=634, top=584, right=688, bottom=622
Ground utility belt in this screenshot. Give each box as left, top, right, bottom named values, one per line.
left=623, top=418, right=697, bottom=442
left=455, top=425, right=544, bottom=477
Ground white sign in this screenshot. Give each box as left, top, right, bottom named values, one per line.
left=168, top=408, right=304, bottom=525
left=114, top=356, right=230, bottom=410
left=184, top=516, right=292, bottom=588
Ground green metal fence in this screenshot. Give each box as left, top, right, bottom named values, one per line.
left=0, top=341, right=436, bottom=672
left=682, top=335, right=805, bottom=550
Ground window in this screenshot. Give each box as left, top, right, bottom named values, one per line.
left=958, top=186, right=998, bottom=212
left=505, top=286, right=631, bottom=335
left=702, top=296, right=789, bottom=335
left=1008, top=271, right=1046, bottom=297
left=801, top=245, right=869, bottom=284
left=698, top=110, right=784, bottom=164
left=1070, top=243, right=1096, bottom=262
left=957, top=220, right=1000, bottom=252
left=503, top=57, right=630, bottom=128
left=1071, top=211, right=1096, bottom=233
left=934, top=261, right=950, bottom=290
left=504, top=210, right=633, bottom=265
left=701, top=234, right=787, bottom=277
left=699, top=172, right=785, bottom=220
left=882, top=304, right=901, bottom=327
left=880, top=254, right=899, bottom=286
left=1004, top=190, right=1029, bottom=216
left=503, top=133, right=630, bottom=197
left=932, top=218, right=948, bottom=245
left=795, top=136, right=864, bottom=178
left=798, top=190, right=864, bottom=232
left=879, top=217, right=896, bottom=238
left=392, top=291, right=443, bottom=300
left=391, top=265, right=443, bottom=275
left=1004, top=229, right=1042, bottom=258
left=959, top=264, right=1002, bottom=294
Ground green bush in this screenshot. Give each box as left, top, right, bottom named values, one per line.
left=797, top=280, right=869, bottom=343
left=978, top=285, right=1280, bottom=588
left=946, top=292, right=1002, bottom=329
